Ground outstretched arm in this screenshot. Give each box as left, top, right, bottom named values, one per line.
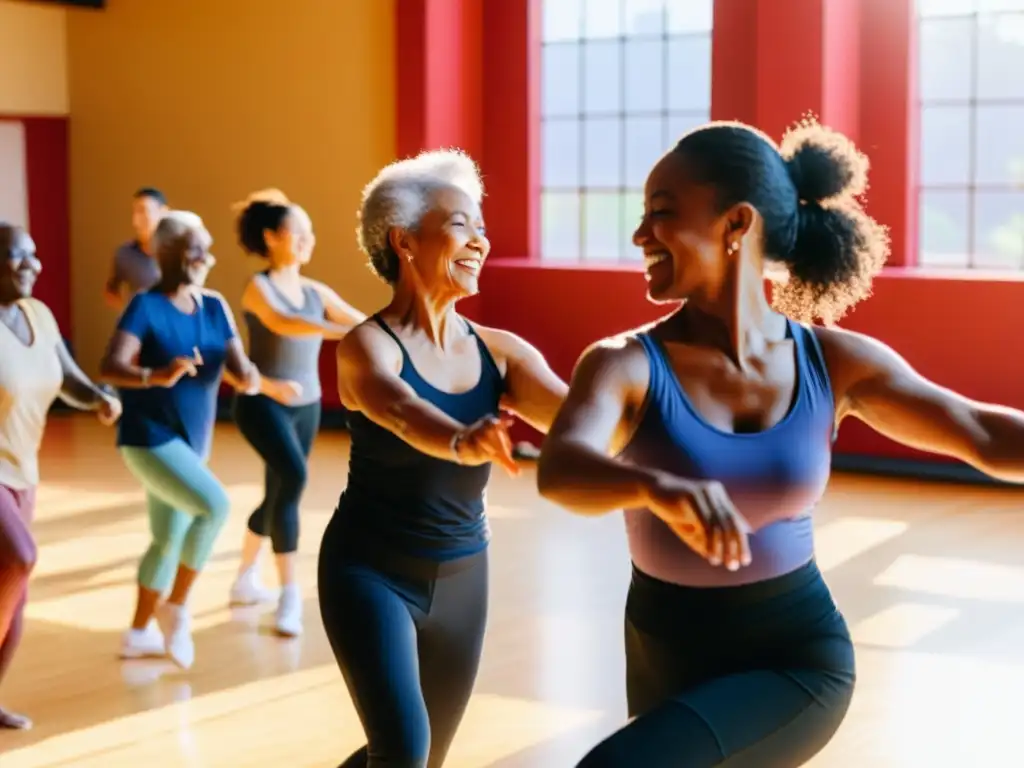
left=214, top=292, right=302, bottom=402
left=819, top=326, right=1024, bottom=482
left=305, top=278, right=366, bottom=333
left=338, top=324, right=466, bottom=459
left=241, top=276, right=353, bottom=339
left=337, top=323, right=517, bottom=472
left=474, top=326, right=567, bottom=433
left=536, top=340, right=658, bottom=515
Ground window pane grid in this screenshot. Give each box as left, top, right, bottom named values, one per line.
left=918, top=5, right=1024, bottom=269
left=540, top=0, right=713, bottom=263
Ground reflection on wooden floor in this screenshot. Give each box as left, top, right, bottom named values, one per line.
left=2, top=415, right=1023, bottom=767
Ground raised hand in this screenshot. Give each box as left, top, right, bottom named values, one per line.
left=153, top=357, right=198, bottom=387
left=642, top=474, right=752, bottom=571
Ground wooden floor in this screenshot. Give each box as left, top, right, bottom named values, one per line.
left=1, top=415, right=1022, bottom=767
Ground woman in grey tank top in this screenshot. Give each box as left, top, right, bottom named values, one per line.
left=228, top=190, right=364, bottom=637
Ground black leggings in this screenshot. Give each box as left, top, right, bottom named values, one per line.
left=578, top=561, right=855, bottom=768
left=233, top=394, right=320, bottom=554
left=318, top=519, right=488, bottom=768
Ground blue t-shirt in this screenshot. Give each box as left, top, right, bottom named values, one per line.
left=116, top=290, right=235, bottom=458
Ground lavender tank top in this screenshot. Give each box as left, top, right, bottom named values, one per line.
left=620, top=320, right=835, bottom=587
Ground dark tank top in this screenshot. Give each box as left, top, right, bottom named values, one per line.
left=620, top=319, right=836, bottom=587
left=336, top=314, right=505, bottom=560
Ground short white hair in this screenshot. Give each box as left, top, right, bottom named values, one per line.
left=357, top=149, right=483, bottom=284
left=151, top=210, right=205, bottom=261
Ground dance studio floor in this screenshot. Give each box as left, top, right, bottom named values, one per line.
left=2, top=415, right=1022, bottom=767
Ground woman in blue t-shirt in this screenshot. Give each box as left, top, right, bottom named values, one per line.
left=101, top=210, right=301, bottom=670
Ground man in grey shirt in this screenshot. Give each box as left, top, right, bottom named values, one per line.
left=103, top=187, right=167, bottom=309
left=104, top=188, right=217, bottom=309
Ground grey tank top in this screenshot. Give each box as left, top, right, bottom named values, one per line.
left=243, top=275, right=325, bottom=406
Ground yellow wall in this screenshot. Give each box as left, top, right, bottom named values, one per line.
left=0, top=0, right=69, bottom=115
left=66, top=0, right=395, bottom=374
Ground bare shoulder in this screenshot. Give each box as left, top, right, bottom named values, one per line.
left=811, top=323, right=917, bottom=409
left=812, top=323, right=901, bottom=371
left=548, top=333, right=650, bottom=445
left=574, top=333, right=649, bottom=386
left=466, top=321, right=537, bottom=359
left=336, top=316, right=400, bottom=370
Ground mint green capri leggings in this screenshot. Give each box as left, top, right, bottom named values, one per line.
left=121, top=439, right=231, bottom=592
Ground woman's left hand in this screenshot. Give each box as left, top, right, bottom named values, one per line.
left=97, top=386, right=122, bottom=426
left=264, top=377, right=304, bottom=406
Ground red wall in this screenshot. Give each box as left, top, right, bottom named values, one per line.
left=46, top=0, right=1010, bottom=473
left=461, top=0, right=1021, bottom=468
left=0, top=115, right=71, bottom=335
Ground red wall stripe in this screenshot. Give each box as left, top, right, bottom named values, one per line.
left=22, top=117, right=71, bottom=335
left=482, top=0, right=540, bottom=260
left=0, top=115, right=71, bottom=336
left=858, top=0, right=919, bottom=268
left=319, top=0, right=488, bottom=408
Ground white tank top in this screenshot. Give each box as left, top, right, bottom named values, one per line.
left=0, top=299, right=64, bottom=489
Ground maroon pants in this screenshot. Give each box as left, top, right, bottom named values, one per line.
left=0, top=484, right=35, bottom=684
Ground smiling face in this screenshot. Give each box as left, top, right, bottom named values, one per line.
left=0, top=226, right=41, bottom=303
left=633, top=151, right=757, bottom=304
left=155, top=219, right=214, bottom=288
left=181, top=225, right=215, bottom=286
left=265, top=205, right=315, bottom=267
left=395, top=185, right=489, bottom=298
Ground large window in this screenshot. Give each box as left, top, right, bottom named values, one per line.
left=919, top=0, right=1024, bottom=269
left=540, top=0, right=713, bottom=263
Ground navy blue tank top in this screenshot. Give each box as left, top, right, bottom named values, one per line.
left=337, top=315, right=505, bottom=560
left=621, top=320, right=835, bottom=586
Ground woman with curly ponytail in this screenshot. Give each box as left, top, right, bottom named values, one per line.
left=538, top=118, right=1024, bottom=766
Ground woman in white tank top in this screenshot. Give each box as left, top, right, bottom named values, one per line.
left=0, top=223, right=121, bottom=729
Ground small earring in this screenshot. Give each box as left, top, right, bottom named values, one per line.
left=728, top=242, right=739, bottom=254
left=405, top=253, right=413, bottom=262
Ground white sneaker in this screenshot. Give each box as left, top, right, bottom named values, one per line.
left=229, top=567, right=276, bottom=606
left=156, top=602, right=195, bottom=670
left=274, top=584, right=303, bottom=637
left=119, top=622, right=166, bottom=659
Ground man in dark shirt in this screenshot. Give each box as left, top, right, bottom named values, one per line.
left=103, top=187, right=167, bottom=309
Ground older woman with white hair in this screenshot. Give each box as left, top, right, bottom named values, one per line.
left=101, top=210, right=301, bottom=670
left=320, top=150, right=567, bottom=768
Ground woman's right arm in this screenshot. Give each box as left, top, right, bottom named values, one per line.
left=536, top=341, right=659, bottom=515
left=337, top=324, right=517, bottom=473
left=538, top=340, right=752, bottom=569
left=241, top=276, right=351, bottom=339
left=100, top=296, right=195, bottom=389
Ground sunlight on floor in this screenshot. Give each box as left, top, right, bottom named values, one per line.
left=3, top=665, right=604, bottom=768
left=875, top=554, right=1024, bottom=604
left=815, top=516, right=909, bottom=572
left=4, top=418, right=1024, bottom=767
left=850, top=602, right=961, bottom=648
